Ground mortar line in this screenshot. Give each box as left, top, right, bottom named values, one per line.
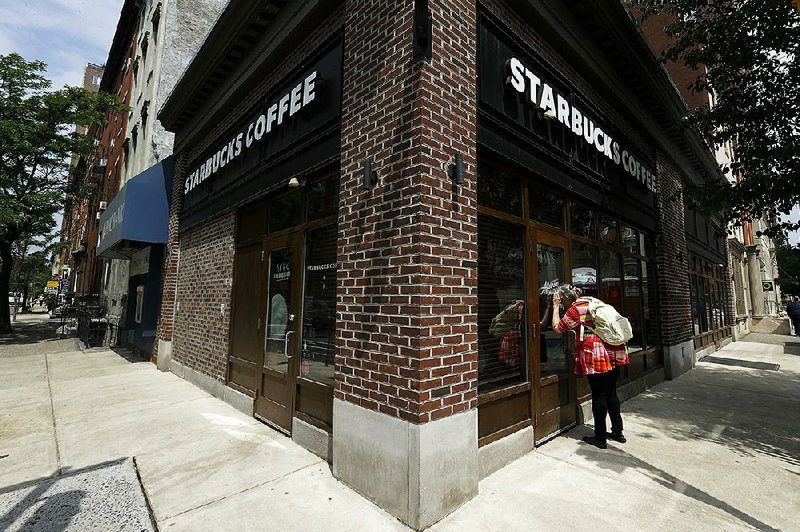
left=44, top=353, right=63, bottom=476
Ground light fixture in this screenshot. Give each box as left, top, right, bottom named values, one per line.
left=448, top=153, right=464, bottom=185
left=363, top=159, right=377, bottom=190
left=288, top=177, right=300, bottom=188
left=537, top=108, right=557, bottom=121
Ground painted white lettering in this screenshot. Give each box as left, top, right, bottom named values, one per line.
left=571, top=107, right=583, bottom=136
left=302, top=72, right=317, bottom=105
left=622, top=150, right=630, bottom=172
left=290, top=83, right=303, bottom=115
left=613, top=141, right=621, bottom=164
left=266, top=103, right=278, bottom=133
left=254, top=114, right=266, bottom=141
left=508, top=58, right=525, bottom=93
left=246, top=122, right=255, bottom=147
left=539, top=84, right=556, bottom=115
left=277, top=93, right=291, bottom=125
left=220, top=146, right=228, bottom=168
left=234, top=132, right=243, bottom=157
left=557, top=94, right=570, bottom=127
left=524, top=69, right=540, bottom=104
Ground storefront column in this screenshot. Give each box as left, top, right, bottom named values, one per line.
left=154, top=153, right=186, bottom=369
left=655, top=155, right=695, bottom=378
left=334, top=0, right=478, bottom=529
left=746, top=245, right=765, bottom=317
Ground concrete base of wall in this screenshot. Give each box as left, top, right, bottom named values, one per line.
left=664, top=340, right=695, bottom=380
left=732, top=317, right=751, bottom=341
left=751, top=316, right=790, bottom=335
left=169, top=360, right=253, bottom=416
left=156, top=340, right=172, bottom=371
left=292, top=417, right=332, bottom=462
left=478, top=426, right=534, bottom=480
left=332, top=399, right=478, bottom=530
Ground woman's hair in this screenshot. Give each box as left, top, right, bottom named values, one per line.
left=555, top=284, right=582, bottom=301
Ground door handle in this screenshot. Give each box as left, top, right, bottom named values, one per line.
left=284, top=330, right=295, bottom=358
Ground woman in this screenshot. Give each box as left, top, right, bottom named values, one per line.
left=551, top=285, right=629, bottom=449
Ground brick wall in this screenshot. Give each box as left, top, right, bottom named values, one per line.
left=655, top=152, right=693, bottom=346
left=335, top=0, right=479, bottom=424
left=171, top=209, right=235, bottom=380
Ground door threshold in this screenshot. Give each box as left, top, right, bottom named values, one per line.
left=534, top=422, right=577, bottom=447
left=254, top=412, right=292, bottom=436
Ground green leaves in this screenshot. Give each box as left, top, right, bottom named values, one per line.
left=632, top=0, right=800, bottom=235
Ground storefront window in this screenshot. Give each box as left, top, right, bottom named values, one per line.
left=539, top=244, right=567, bottom=377
left=529, top=187, right=565, bottom=230
left=621, top=226, right=639, bottom=255
left=570, top=202, right=595, bottom=240
left=301, top=225, right=337, bottom=387
left=599, top=216, right=619, bottom=247
left=623, top=257, right=643, bottom=351
left=477, top=215, right=527, bottom=392
left=571, top=242, right=597, bottom=297
left=599, top=251, right=622, bottom=310
left=268, top=189, right=302, bottom=233
left=478, top=166, right=522, bottom=216
left=307, top=176, right=339, bottom=221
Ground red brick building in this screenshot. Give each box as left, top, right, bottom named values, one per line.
left=155, top=1, right=730, bottom=528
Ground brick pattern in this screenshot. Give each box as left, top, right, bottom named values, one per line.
left=154, top=152, right=186, bottom=354
left=335, top=0, right=479, bottom=424
left=654, top=153, right=693, bottom=346
left=171, top=209, right=236, bottom=380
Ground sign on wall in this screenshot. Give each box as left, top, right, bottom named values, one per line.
left=183, top=40, right=343, bottom=211
left=478, top=18, right=657, bottom=194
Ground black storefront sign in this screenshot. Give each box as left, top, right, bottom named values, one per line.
left=183, top=39, right=343, bottom=216
left=478, top=17, right=657, bottom=197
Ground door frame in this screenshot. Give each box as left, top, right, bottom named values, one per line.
left=254, top=231, right=304, bottom=433
left=528, top=225, right=578, bottom=443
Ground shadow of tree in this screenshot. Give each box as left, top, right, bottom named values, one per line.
left=567, top=434, right=780, bottom=531
left=19, top=490, right=85, bottom=532
left=0, top=319, right=64, bottom=347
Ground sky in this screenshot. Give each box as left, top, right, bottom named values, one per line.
left=0, top=0, right=125, bottom=248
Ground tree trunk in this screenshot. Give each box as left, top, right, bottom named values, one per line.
left=0, top=241, right=14, bottom=334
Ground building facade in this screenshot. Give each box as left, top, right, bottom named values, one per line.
left=155, top=0, right=732, bottom=528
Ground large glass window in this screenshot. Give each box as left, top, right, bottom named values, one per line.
left=599, top=250, right=622, bottom=311
left=478, top=166, right=522, bottom=216
left=529, top=187, right=565, bottom=230
left=301, top=225, right=337, bottom=387
left=570, top=202, right=596, bottom=240
left=477, top=215, right=527, bottom=392
left=623, top=257, right=643, bottom=351
left=571, top=242, right=598, bottom=297
left=538, top=244, right=567, bottom=377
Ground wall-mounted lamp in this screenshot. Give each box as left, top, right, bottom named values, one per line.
left=363, top=159, right=378, bottom=190
left=412, top=0, right=432, bottom=60
left=448, top=153, right=464, bottom=185
left=288, top=177, right=306, bottom=188
left=537, top=108, right=557, bottom=121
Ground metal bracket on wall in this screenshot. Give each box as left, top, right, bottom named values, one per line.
left=413, top=0, right=432, bottom=60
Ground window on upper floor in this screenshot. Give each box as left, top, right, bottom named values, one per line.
left=141, top=32, right=150, bottom=62
left=152, top=3, right=162, bottom=42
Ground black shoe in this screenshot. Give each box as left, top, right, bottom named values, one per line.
left=582, top=435, right=607, bottom=449
left=607, top=432, right=627, bottom=443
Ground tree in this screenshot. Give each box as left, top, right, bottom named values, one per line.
left=9, top=242, right=52, bottom=312
left=0, top=53, right=126, bottom=334
left=631, top=0, right=800, bottom=233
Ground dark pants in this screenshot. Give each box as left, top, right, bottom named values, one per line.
left=586, top=366, right=622, bottom=442
left=791, top=315, right=800, bottom=336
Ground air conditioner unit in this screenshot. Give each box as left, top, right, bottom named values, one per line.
left=98, top=201, right=108, bottom=211
left=99, top=158, right=108, bottom=166
left=96, top=212, right=102, bottom=220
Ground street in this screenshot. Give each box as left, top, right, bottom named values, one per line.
left=1, top=313, right=798, bottom=531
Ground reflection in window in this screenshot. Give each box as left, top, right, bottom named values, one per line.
left=530, top=188, right=565, bottom=230
left=477, top=215, right=526, bottom=392
left=599, top=251, right=622, bottom=310
left=599, top=215, right=619, bottom=247
left=621, top=226, right=639, bottom=255
left=538, top=244, right=567, bottom=377
left=307, top=176, right=339, bottom=221
left=571, top=243, right=597, bottom=297
left=570, top=202, right=595, bottom=240
left=301, top=225, right=337, bottom=386
left=478, top=166, right=522, bottom=216
left=268, top=189, right=302, bottom=233
left=623, top=257, right=643, bottom=351
left=135, top=285, right=144, bottom=324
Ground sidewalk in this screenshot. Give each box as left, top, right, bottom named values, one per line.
left=1, top=315, right=798, bottom=531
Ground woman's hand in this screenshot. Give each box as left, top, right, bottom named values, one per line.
left=552, top=293, right=561, bottom=308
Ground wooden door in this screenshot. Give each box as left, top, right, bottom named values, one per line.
left=254, top=233, right=302, bottom=433
left=532, top=230, right=578, bottom=442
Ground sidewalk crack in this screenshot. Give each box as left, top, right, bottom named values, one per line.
left=44, top=353, right=63, bottom=476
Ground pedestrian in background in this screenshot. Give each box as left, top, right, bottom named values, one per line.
left=551, top=285, right=630, bottom=449
left=787, top=296, right=800, bottom=336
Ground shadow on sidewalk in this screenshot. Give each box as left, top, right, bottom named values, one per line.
left=569, top=436, right=780, bottom=531
left=0, top=319, right=66, bottom=347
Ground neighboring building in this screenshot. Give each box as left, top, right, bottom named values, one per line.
left=639, top=10, right=783, bottom=345
left=61, top=0, right=226, bottom=357
left=54, top=63, right=104, bottom=281
left=154, top=1, right=732, bottom=528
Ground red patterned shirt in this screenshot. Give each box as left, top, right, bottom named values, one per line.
left=554, top=297, right=629, bottom=375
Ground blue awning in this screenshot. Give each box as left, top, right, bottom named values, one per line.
left=97, top=156, right=174, bottom=259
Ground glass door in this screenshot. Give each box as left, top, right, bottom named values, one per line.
left=255, top=233, right=301, bottom=433
left=532, top=230, right=578, bottom=442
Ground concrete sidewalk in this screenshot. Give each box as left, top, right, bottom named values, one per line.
left=1, top=316, right=798, bottom=531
